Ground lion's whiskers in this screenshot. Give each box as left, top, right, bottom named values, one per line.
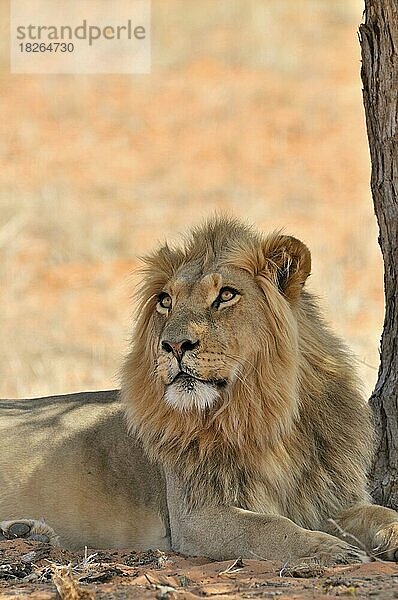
left=223, top=359, right=252, bottom=394
left=224, top=353, right=261, bottom=377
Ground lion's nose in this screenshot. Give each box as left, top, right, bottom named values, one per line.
left=161, top=338, right=199, bottom=360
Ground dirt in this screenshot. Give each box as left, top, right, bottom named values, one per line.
left=1, top=540, right=398, bottom=599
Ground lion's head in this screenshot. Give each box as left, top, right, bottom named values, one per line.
left=122, top=217, right=315, bottom=457
left=150, top=219, right=310, bottom=414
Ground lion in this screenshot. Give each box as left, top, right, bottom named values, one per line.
left=1, top=216, right=398, bottom=564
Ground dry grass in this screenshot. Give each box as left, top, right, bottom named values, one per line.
left=52, top=565, right=94, bottom=600
left=279, top=561, right=327, bottom=578
left=0, top=0, right=382, bottom=399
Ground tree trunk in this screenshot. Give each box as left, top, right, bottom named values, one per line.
left=359, top=1, right=398, bottom=509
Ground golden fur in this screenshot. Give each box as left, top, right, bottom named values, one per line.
left=1, top=216, right=398, bottom=563
left=122, top=217, right=372, bottom=527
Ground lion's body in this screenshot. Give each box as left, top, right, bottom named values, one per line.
left=1, top=217, right=398, bottom=563
left=0, top=391, right=169, bottom=550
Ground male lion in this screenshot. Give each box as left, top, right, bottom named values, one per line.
left=1, top=217, right=398, bottom=564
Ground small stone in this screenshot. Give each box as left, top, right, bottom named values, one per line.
left=8, top=522, right=31, bottom=538
left=21, top=551, right=36, bottom=563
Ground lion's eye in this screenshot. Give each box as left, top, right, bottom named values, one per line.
left=219, top=288, right=236, bottom=302
left=158, top=293, right=172, bottom=310
left=213, top=287, right=240, bottom=309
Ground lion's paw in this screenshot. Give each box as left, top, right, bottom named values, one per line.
left=307, top=532, right=369, bottom=566
left=373, top=523, right=398, bottom=561
left=0, top=519, right=59, bottom=545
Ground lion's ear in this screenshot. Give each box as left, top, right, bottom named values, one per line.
left=260, top=234, right=311, bottom=301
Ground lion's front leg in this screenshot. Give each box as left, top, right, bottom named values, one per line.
left=0, top=519, right=59, bottom=545
left=170, top=504, right=368, bottom=565
left=166, top=473, right=367, bottom=565
left=331, top=503, right=398, bottom=561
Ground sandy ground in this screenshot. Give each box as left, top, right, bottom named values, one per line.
left=1, top=539, right=398, bottom=599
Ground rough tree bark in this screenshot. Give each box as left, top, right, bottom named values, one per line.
left=359, top=1, right=398, bottom=509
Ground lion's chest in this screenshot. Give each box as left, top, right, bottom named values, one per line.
left=243, top=451, right=342, bottom=531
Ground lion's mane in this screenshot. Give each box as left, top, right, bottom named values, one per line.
left=122, top=217, right=373, bottom=529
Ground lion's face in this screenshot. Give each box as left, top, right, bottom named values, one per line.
left=154, top=264, right=264, bottom=411
left=130, top=218, right=311, bottom=414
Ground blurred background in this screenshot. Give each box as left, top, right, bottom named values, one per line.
left=0, top=0, right=382, bottom=399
